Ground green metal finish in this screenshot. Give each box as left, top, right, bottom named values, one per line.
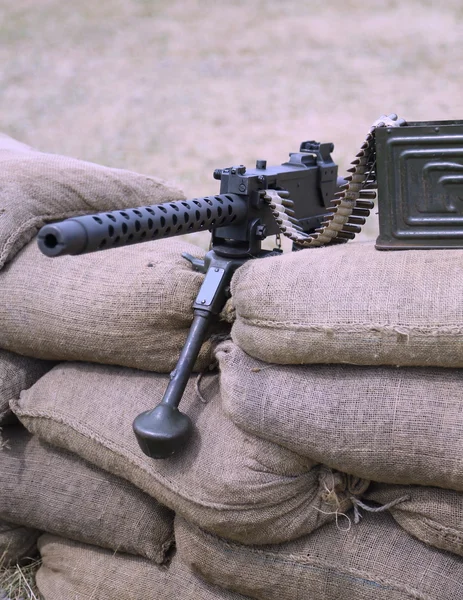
left=375, top=120, right=463, bottom=249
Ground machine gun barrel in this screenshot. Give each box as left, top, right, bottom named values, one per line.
left=37, top=194, right=248, bottom=257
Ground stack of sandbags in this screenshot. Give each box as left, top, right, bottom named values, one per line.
left=169, top=241, right=463, bottom=598
left=11, top=244, right=463, bottom=599
left=10, top=366, right=371, bottom=597
left=4, top=130, right=463, bottom=598
left=0, top=135, right=233, bottom=597
left=36, top=535, right=248, bottom=600
left=1, top=426, right=174, bottom=562
left=0, top=349, right=54, bottom=565
left=175, top=511, right=463, bottom=600
left=2, top=135, right=361, bottom=598
left=11, top=367, right=366, bottom=547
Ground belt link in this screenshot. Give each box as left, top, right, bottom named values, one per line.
left=264, top=114, right=406, bottom=248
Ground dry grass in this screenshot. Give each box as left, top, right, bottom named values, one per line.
left=0, top=1, right=461, bottom=199
left=0, top=557, right=42, bottom=600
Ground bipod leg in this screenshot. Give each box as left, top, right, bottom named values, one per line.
left=133, top=250, right=246, bottom=459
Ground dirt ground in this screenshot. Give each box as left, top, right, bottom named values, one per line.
left=1, top=0, right=462, bottom=244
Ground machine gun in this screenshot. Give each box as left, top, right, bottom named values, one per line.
left=36, top=139, right=352, bottom=459
left=37, top=114, right=408, bottom=460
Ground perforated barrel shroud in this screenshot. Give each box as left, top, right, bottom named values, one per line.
left=38, top=194, right=246, bottom=257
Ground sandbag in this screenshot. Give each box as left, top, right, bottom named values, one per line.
left=0, top=426, right=173, bottom=562
left=0, top=133, right=183, bottom=270
left=0, top=521, right=39, bottom=566
left=175, top=511, right=463, bottom=600
left=230, top=241, right=463, bottom=368
left=0, top=349, right=54, bottom=424
left=37, top=534, right=248, bottom=600
left=366, top=483, right=463, bottom=557
left=0, top=238, right=224, bottom=372
left=0, top=133, right=34, bottom=154
left=217, top=341, right=463, bottom=490
left=10, top=362, right=368, bottom=545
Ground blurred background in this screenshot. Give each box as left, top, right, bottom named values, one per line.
left=1, top=0, right=462, bottom=243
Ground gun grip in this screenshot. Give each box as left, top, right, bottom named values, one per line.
left=133, top=405, right=193, bottom=459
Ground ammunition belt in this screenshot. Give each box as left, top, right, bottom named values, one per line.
left=264, top=113, right=406, bottom=247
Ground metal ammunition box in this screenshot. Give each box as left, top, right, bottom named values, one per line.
left=375, top=120, right=463, bottom=250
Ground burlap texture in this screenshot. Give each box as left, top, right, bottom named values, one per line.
left=366, top=483, right=463, bottom=557
left=0, top=521, right=39, bottom=566
left=0, top=426, right=173, bottom=562
left=0, top=349, right=54, bottom=424
left=0, top=238, right=224, bottom=372
left=10, top=362, right=368, bottom=545
left=217, top=341, right=463, bottom=490
left=175, top=512, right=463, bottom=600
left=0, top=133, right=184, bottom=269
left=230, top=241, right=463, bottom=368
left=37, top=535, right=248, bottom=600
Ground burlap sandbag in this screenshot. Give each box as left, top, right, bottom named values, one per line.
left=10, top=362, right=368, bottom=545
left=0, top=349, right=54, bottom=424
left=175, top=511, right=463, bottom=600
left=0, top=521, right=39, bottom=566
left=0, top=133, right=184, bottom=270
left=0, top=238, right=224, bottom=372
left=365, top=483, right=463, bottom=557
left=37, top=535, right=249, bottom=600
left=0, top=133, right=34, bottom=154
left=230, top=241, right=463, bottom=368
left=217, top=341, right=463, bottom=490
left=0, top=426, right=173, bottom=562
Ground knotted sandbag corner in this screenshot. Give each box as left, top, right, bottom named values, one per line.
left=10, top=362, right=369, bottom=545
left=230, top=240, right=463, bottom=368
left=0, top=132, right=184, bottom=270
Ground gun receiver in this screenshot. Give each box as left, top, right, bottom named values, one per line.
left=38, top=140, right=342, bottom=459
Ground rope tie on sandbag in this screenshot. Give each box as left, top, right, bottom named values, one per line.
left=194, top=362, right=219, bottom=403
left=314, top=470, right=362, bottom=532
left=194, top=371, right=208, bottom=403
left=314, top=470, right=409, bottom=531
left=350, top=494, right=410, bottom=524
left=312, top=503, right=353, bottom=532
